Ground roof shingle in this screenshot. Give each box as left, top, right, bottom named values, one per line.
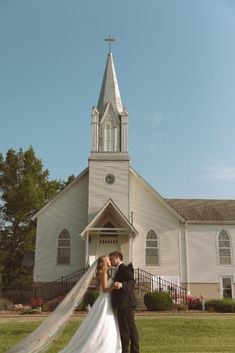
left=166, top=199, right=235, bottom=221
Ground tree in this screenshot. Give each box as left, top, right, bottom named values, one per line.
left=0, top=146, right=69, bottom=289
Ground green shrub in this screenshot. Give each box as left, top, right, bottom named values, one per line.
left=84, top=289, right=99, bottom=307
left=205, top=298, right=235, bottom=313
left=76, top=289, right=99, bottom=311
left=0, top=298, right=13, bottom=310
left=76, top=298, right=86, bottom=311
left=205, top=299, right=218, bottom=312
left=19, top=308, right=38, bottom=315
left=176, top=303, right=188, bottom=311
left=144, top=291, right=173, bottom=311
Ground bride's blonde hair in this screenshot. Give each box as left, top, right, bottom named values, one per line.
left=95, top=255, right=109, bottom=286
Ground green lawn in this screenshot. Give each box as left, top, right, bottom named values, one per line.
left=1, top=317, right=235, bottom=353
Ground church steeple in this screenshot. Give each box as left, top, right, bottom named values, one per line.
left=97, top=53, right=123, bottom=115
left=88, top=46, right=130, bottom=221
left=90, top=50, right=129, bottom=158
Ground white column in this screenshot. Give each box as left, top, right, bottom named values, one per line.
left=91, top=108, right=99, bottom=152
left=185, top=224, right=190, bottom=291
left=121, top=109, right=128, bottom=152
left=85, top=232, right=89, bottom=266
left=129, top=233, right=133, bottom=263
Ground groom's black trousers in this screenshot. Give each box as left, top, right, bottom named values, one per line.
left=117, top=307, right=139, bottom=353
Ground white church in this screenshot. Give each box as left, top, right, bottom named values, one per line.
left=32, top=49, right=235, bottom=300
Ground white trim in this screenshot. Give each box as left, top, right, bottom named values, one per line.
left=57, top=229, right=71, bottom=266
left=88, top=228, right=130, bottom=234
left=178, top=222, right=182, bottom=283
left=129, top=233, right=133, bottom=263
left=220, top=276, right=234, bottom=299
left=80, top=199, right=138, bottom=238
left=85, top=234, right=89, bottom=266
left=145, top=229, right=160, bottom=267
left=185, top=224, right=190, bottom=291
left=216, top=229, right=233, bottom=266
left=186, top=220, right=235, bottom=225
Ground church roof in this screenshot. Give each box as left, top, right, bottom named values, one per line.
left=166, top=199, right=235, bottom=222
left=97, top=53, right=123, bottom=115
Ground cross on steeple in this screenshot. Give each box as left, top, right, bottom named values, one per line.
left=105, top=35, right=115, bottom=53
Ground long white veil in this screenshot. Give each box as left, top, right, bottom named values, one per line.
left=7, top=260, right=97, bottom=353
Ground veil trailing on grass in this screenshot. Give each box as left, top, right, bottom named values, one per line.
left=7, top=260, right=98, bottom=353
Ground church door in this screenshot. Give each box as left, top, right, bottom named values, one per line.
left=98, top=234, right=120, bottom=256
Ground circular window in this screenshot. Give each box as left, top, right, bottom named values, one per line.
left=105, top=174, right=115, bottom=185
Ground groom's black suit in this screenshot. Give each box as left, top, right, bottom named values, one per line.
left=112, top=263, right=139, bottom=353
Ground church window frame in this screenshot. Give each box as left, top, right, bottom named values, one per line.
left=220, top=276, right=233, bottom=299
left=145, top=229, right=159, bottom=266
left=57, top=229, right=71, bottom=265
left=217, top=230, right=232, bottom=265
left=104, top=174, right=115, bottom=185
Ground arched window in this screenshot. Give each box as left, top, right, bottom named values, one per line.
left=57, top=229, right=70, bottom=265
left=218, top=230, right=231, bottom=265
left=145, top=230, right=159, bottom=266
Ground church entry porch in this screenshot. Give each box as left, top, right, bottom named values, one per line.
left=84, top=224, right=134, bottom=264
left=80, top=199, right=138, bottom=265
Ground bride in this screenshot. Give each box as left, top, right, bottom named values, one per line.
left=58, top=255, right=122, bottom=353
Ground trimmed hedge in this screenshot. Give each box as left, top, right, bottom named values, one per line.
left=144, top=291, right=173, bottom=311
left=84, top=289, right=99, bottom=307
left=205, top=298, right=235, bottom=313
left=77, top=289, right=99, bottom=311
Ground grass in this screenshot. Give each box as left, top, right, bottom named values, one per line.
left=1, top=316, right=235, bottom=353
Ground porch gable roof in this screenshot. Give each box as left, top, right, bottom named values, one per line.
left=80, top=199, right=138, bottom=239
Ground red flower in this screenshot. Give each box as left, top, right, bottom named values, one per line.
left=31, top=297, right=44, bottom=308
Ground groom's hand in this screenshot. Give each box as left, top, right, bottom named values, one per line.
left=114, top=281, right=122, bottom=289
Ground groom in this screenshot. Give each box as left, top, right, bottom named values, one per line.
left=109, top=251, right=139, bottom=353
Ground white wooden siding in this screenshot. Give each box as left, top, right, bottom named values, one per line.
left=130, top=172, right=181, bottom=277
left=88, top=160, right=129, bottom=219
left=34, top=173, right=89, bottom=282
left=187, top=224, right=235, bottom=283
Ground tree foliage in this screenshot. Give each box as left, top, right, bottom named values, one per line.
left=0, top=146, right=73, bottom=289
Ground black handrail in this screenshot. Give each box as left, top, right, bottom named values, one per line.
left=34, top=267, right=87, bottom=301
left=34, top=267, right=188, bottom=304
left=134, top=268, right=188, bottom=304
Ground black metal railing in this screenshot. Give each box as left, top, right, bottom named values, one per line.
left=134, top=268, right=188, bottom=304
left=34, top=267, right=188, bottom=304
left=34, top=267, right=88, bottom=301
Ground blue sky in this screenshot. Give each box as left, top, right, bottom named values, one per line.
left=0, top=0, right=235, bottom=199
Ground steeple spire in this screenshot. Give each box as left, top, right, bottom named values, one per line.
left=90, top=48, right=129, bottom=157
left=97, top=52, right=123, bottom=115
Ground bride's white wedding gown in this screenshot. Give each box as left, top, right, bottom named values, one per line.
left=59, top=279, right=122, bottom=353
